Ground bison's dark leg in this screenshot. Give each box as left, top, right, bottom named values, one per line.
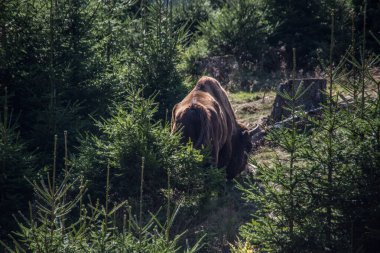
left=225, top=133, right=245, bottom=180
left=218, top=142, right=232, bottom=169
left=211, top=141, right=220, bottom=167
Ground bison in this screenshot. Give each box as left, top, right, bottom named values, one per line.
left=171, top=76, right=253, bottom=179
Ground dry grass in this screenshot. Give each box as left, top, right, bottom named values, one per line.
left=228, top=90, right=276, bottom=127
left=250, top=145, right=290, bottom=169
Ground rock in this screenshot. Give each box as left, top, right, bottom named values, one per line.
left=249, top=117, right=268, bottom=151
left=270, top=79, right=327, bottom=123
left=194, top=55, right=240, bottom=88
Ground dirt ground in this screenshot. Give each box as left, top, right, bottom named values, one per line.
left=228, top=90, right=275, bottom=128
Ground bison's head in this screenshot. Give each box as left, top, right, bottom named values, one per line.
left=226, top=125, right=253, bottom=180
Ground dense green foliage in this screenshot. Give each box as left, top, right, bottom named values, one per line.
left=1, top=0, right=379, bottom=251
left=199, top=0, right=270, bottom=61
left=237, top=33, right=380, bottom=252
left=0, top=88, right=35, bottom=239
left=1, top=147, right=205, bottom=253
left=74, top=87, right=223, bottom=210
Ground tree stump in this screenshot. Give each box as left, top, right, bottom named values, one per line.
left=270, top=79, right=327, bottom=122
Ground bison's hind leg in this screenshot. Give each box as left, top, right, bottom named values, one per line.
left=218, top=142, right=232, bottom=171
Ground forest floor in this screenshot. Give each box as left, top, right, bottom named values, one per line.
left=229, top=90, right=275, bottom=127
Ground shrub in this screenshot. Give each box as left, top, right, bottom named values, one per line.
left=0, top=139, right=205, bottom=253
left=123, top=0, right=188, bottom=119
left=172, top=0, right=213, bottom=41
left=178, top=37, right=210, bottom=82
left=0, top=88, right=35, bottom=240
left=74, top=87, right=224, bottom=213
left=236, top=23, right=380, bottom=252
left=198, top=0, right=270, bottom=62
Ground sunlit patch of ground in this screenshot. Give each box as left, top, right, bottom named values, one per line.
left=228, top=90, right=276, bottom=127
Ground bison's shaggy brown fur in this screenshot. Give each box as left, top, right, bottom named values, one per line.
left=171, top=76, right=252, bottom=179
